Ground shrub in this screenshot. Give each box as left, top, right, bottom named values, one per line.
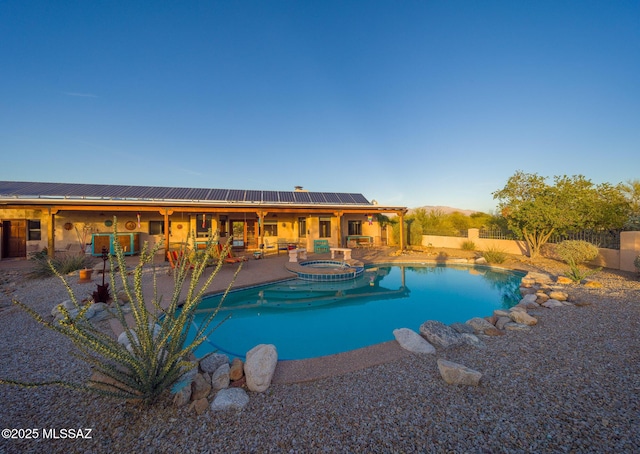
left=555, top=240, right=601, bottom=283
left=555, top=240, right=600, bottom=265
left=482, top=247, right=507, bottom=264
left=29, top=251, right=95, bottom=278
left=461, top=240, right=476, bottom=251
left=2, top=220, right=238, bottom=405
left=634, top=255, right=640, bottom=273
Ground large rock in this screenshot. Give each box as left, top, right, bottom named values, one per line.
left=393, top=328, right=435, bottom=354
left=200, top=353, right=229, bottom=374
left=450, top=322, right=475, bottom=335
left=419, top=321, right=464, bottom=348
left=229, top=358, right=244, bottom=381
left=211, top=363, right=230, bottom=391
left=465, top=317, right=495, bottom=334
left=172, top=383, right=192, bottom=407
left=210, top=388, right=250, bottom=412
left=549, top=291, right=569, bottom=301
left=509, top=310, right=538, bottom=326
left=542, top=299, right=564, bottom=308
left=191, top=373, right=212, bottom=401
left=437, top=359, right=482, bottom=386
left=244, top=344, right=278, bottom=392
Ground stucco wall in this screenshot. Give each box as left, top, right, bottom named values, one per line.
left=422, top=228, right=640, bottom=272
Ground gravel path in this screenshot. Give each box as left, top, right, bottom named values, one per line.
left=1, top=256, right=639, bottom=453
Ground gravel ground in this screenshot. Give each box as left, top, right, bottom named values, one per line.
left=1, top=255, right=639, bottom=453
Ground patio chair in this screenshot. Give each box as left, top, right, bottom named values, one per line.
left=167, top=249, right=194, bottom=273
left=217, top=243, right=249, bottom=264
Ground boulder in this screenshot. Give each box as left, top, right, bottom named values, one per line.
left=229, top=358, right=244, bottom=381
left=419, top=321, right=464, bottom=348
left=244, top=344, right=278, bottom=392
left=211, top=363, right=230, bottom=391
left=504, top=322, right=531, bottom=331
left=191, top=373, right=212, bottom=401
left=465, top=317, right=495, bottom=334
left=172, top=384, right=192, bottom=407
left=542, top=299, right=564, bottom=308
left=521, top=294, right=538, bottom=304
left=556, top=276, right=573, bottom=285
left=549, top=291, right=569, bottom=301
left=189, top=397, right=210, bottom=416
left=200, top=353, right=229, bottom=375
left=393, top=328, right=436, bottom=354
left=210, top=388, right=250, bottom=412
left=495, top=316, right=512, bottom=330
left=461, top=333, right=485, bottom=348
left=450, top=322, right=475, bottom=334
left=484, top=327, right=505, bottom=336
left=583, top=280, right=603, bottom=288
left=437, top=359, right=482, bottom=386
left=535, top=293, right=550, bottom=303
left=526, top=272, right=553, bottom=285
left=474, top=257, right=487, bottom=265
left=509, top=311, right=538, bottom=326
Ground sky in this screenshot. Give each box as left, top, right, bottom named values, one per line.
left=1, top=1, right=638, bottom=213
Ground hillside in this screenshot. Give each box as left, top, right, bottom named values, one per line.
left=408, top=205, right=480, bottom=216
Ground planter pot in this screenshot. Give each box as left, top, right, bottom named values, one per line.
left=78, top=269, right=93, bottom=283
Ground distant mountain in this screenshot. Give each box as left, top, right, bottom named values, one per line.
left=408, top=205, right=480, bottom=216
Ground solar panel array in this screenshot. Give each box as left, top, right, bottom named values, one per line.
left=0, top=181, right=373, bottom=206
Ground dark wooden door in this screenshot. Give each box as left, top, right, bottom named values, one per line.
left=5, top=220, right=27, bottom=258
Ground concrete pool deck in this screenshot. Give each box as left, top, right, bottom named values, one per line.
left=0, top=247, right=491, bottom=384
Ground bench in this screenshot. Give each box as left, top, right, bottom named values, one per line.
left=277, top=239, right=298, bottom=255
left=330, top=247, right=352, bottom=260
left=288, top=248, right=307, bottom=262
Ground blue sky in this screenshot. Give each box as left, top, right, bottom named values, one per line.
left=1, top=1, right=638, bottom=212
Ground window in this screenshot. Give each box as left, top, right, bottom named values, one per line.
left=263, top=220, right=278, bottom=237
left=28, top=220, right=41, bottom=241
left=148, top=220, right=165, bottom=235
left=348, top=221, right=362, bottom=236
left=319, top=217, right=331, bottom=238
left=298, top=217, right=307, bottom=238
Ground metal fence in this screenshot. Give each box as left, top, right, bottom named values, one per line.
left=548, top=230, right=621, bottom=250
left=478, top=228, right=517, bottom=240
left=422, top=229, right=468, bottom=238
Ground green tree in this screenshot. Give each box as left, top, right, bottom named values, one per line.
left=493, top=171, right=630, bottom=258
left=622, top=179, right=640, bottom=229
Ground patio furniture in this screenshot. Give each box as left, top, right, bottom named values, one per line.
left=314, top=239, right=330, bottom=253
left=330, top=247, right=352, bottom=260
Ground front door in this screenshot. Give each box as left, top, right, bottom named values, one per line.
left=3, top=220, right=27, bottom=258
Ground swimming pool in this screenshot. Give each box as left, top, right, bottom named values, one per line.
left=189, top=263, right=523, bottom=360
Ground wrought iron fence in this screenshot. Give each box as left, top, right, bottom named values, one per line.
left=422, top=229, right=468, bottom=238
left=478, top=228, right=517, bottom=240
left=548, top=230, right=621, bottom=250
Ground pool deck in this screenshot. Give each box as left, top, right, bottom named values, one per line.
left=0, top=247, right=461, bottom=384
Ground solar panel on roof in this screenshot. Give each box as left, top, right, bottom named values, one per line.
left=278, top=192, right=295, bottom=203
left=323, top=193, right=341, bottom=203
left=309, top=193, right=327, bottom=203
left=293, top=191, right=312, bottom=203
left=262, top=191, right=278, bottom=202
left=227, top=189, right=245, bottom=201
left=246, top=190, right=262, bottom=202
left=206, top=189, right=228, bottom=200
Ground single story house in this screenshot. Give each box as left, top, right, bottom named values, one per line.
left=0, top=181, right=408, bottom=259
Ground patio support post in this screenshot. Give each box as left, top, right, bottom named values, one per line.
left=160, top=208, right=173, bottom=261
left=47, top=208, right=58, bottom=258
left=334, top=211, right=343, bottom=247
left=399, top=209, right=406, bottom=251
left=257, top=211, right=267, bottom=252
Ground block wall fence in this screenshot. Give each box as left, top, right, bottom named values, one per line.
left=422, top=228, right=640, bottom=273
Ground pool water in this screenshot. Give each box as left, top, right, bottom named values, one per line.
left=189, top=264, right=523, bottom=360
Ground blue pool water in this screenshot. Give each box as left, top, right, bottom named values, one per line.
left=189, top=264, right=523, bottom=360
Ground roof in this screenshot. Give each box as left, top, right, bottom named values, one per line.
left=0, top=181, right=381, bottom=207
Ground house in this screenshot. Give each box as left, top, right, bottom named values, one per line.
left=0, top=181, right=408, bottom=259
